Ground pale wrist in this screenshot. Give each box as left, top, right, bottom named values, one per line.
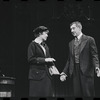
left=61, top=72, right=67, bottom=77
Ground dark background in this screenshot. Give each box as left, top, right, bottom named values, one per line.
left=0, top=0, right=100, bottom=98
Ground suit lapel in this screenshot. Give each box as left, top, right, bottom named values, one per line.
left=79, top=34, right=88, bottom=53
left=70, top=34, right=88, bottom=55
left=71, top=39, right=75, bottom=56
left=44, top=45, right=48, bottom=57
left=40, top=45, right=47, bottom=57
left=35, top=42, right=46, bottom=57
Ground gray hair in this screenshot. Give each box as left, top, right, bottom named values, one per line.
left=70, top=21, right=82, bottom=30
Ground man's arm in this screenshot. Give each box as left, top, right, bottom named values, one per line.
left=60, top=47, right=70, bottom=81
left=90, top=37, right=100, bottom=76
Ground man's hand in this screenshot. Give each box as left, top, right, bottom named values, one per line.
left=60, top=72, right=67, bottom=82
left=96, top=67, right=100, bottom=77
left=60, top=75, right=66, bottom=81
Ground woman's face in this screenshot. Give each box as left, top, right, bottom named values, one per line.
left=40, top=30, right=49, bottom=41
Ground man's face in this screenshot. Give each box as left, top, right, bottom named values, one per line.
left=40, top=31, right=49, bottom=41
left=70, top=24, right=80, bottom=37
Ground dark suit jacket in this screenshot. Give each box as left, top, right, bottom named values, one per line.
left=28, top=41, right=53, bottom=80
left=63, top=34, right=100, bottom=77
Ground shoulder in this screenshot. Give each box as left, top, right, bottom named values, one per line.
left=87, top=35, right=94, bottom=40
left=69, top=39, right=74, bottom=45
left=28, top=41, right=37, bottom=48
left=84, top=35, right=96, bottom=45
left=84, top=34, right=95, bottom=41
left=30, top=41, right=39, bottom=45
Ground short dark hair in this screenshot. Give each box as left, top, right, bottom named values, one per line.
left=33, top=26, right=49, bottom=38
left=70, top=21, right=82, bottom=30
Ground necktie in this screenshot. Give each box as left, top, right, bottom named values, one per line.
left=75, top=37, right=79, bottom=46
left=40, top=42, right=46, bottom=56
left=41, top=42, right=45, bottom=47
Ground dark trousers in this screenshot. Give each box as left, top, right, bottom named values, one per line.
left=73, top=63, right=82, bottom=97
left=72, top=63, right=95, bottom=97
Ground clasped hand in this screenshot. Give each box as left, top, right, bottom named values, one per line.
left=96, top=67, right=100, bottom=77
left=60, top=72, right=67, bottom=82
left=60, top=75, right=67, bottom=82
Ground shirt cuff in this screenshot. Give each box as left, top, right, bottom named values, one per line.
left=60, top=72, right=67, bottom=77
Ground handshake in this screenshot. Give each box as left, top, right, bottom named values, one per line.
left=60, top=72, right=68, bottom=82
left=60, top=67, right=100, bottom=81
left=96, top=67, right=100, bottom=77
left=45, top=57, right=68, bottom=81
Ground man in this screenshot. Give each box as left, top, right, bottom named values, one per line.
left=60, top=21, right=100, bottom=97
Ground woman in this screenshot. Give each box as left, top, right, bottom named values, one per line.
left=27, top=26, right=55, bottom=97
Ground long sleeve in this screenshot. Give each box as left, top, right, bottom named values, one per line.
left=63, top=44, right=70, bottom=75
left=90, top=37, right=100, bottom=71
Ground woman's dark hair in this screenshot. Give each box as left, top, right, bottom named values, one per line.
left=33, top=26, right=49, bottom=38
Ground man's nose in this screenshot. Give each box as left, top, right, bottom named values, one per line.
left=71, top=30, right=73, bottom=32
left=46, top=34, right=48, bottom=37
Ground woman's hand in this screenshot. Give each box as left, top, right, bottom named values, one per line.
left=45, top=58, right=56, bottom=62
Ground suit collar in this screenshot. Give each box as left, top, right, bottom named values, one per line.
left=80, top=34, right=88, bottom=53
left=33, top=41, right=47, bottom=57
left=77, top=32, right=83, bottom=41
left=71, top=34, right=88, bottom=55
